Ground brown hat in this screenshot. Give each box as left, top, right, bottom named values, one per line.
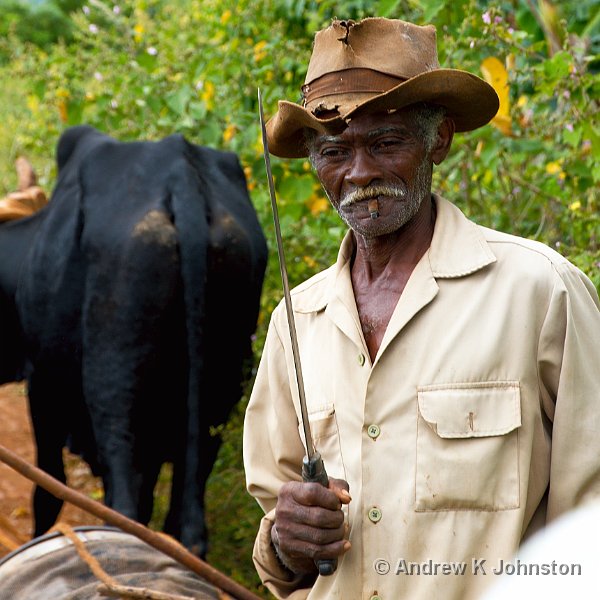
left=266, top=17, right=499, bottom=158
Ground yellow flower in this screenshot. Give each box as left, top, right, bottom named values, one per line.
left=220, top=10, right=232, bottom=24
left=307, top=195, right=330, bottom=216
left=27, top=94, right=40, bottom=115
left=58, top=100, right=68, bottom=123
left=546, top=161, right=566, bottom=180
left=134, top=23, right=144, bottom=43
left=254, top=40, right=268, bottom=63
left=480, top=57, right=511, bottom=135
left=303, top=255, right=317, bottom=269
left=545, top=161, right=562, bottom=175
left=201, top=81, right=215, bottom=110
left=223, top=123, right=237, bottom=143
left=569, top=200, right=581, bottom=211
left=243, top=165, right=255, bottom=190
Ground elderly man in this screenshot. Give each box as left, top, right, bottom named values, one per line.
left=243, top=17, right=600, bottom=600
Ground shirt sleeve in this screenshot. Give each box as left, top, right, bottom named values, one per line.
left=243, top=309, right=314, bottom=598
left=538, top=261, right=600, bottom=520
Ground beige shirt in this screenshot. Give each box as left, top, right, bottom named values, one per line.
left=243, top=195, right=600, bottom=600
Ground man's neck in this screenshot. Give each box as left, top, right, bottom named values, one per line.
left=351, top=195, right=436, bottom=284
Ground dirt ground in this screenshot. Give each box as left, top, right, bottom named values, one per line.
left=0, top=381, right=103, bottom=559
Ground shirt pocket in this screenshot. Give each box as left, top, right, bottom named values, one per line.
left=298, top=405, right=346, bottom=482
left=415, top=381, right=521, bottom=511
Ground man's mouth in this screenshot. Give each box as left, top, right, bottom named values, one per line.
left=339, top=186, right=406, bottom=213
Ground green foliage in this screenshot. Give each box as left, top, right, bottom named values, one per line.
left=0, top=1, right=598, bottom=596
left=0, top=0, right=84, bottom=62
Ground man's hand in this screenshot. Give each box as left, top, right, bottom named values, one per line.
left=271, top=477, right=352, bottom=575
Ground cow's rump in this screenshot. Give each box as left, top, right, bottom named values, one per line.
left=0, top=526, right=222, bottom=599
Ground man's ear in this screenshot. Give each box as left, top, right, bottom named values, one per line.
left=431, top=117, right=455, bottom=165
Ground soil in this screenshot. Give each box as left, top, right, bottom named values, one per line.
left=0, top=381, right=103, bottom=559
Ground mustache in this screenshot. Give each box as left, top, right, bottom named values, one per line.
left=340, top=184, right=406, bottom=208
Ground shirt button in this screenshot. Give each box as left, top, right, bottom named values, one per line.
left=370, top=596, right=382, bottom=600
left=358, top=353, right=366, bottom=366
left=367, top=424, right=380, bottom=439
left=368, top=507, right=382, bottom=523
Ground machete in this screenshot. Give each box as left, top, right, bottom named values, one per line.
left=258, top=88, right=337, bottom=577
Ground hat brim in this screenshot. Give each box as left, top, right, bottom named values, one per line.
left=266, top=68, right=499, bottom=158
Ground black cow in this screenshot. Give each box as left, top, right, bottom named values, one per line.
left=0, top=125, right=267, bottom=558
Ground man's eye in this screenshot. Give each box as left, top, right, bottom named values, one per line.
left=320, top=147, right=348, bottom=158
left=375, top=139, right=402, bottom=150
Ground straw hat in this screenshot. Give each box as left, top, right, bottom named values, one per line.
left=266, top=17, right=499, bottom=158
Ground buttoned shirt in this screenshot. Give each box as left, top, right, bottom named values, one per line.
left=243, top=195, right=600, bottom=600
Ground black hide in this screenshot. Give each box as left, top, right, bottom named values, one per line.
left=1, top=125, right=268, bottom=558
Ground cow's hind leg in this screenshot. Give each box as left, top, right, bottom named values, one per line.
left=27, top=373, right=69, bottom=537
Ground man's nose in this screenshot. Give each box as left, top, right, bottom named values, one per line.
left=344, top=148, right=383, bottom=188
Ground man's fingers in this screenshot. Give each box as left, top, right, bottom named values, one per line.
left=287, top=481, right=345, bottom=510
left=279, top=515, right=346, bottom=544
left=328, top=477, right=351, bottom=503
left=278, top=495, right=345, bottom=529
left=280, top=536, right=352, bottom=562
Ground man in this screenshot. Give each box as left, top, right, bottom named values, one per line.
left=243, top=17, right=600, bottom=600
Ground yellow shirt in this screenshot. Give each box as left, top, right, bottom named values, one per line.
left=243, top=195, right=600, bottom=600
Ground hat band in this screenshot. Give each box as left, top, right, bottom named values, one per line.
left=302, top=68, right=405, bottom=107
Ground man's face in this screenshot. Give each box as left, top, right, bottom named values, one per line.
left=310, top=110, right=433, bottom=238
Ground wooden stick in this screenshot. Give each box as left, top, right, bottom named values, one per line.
left=0, top=443, right=261, bottom=600
left=97, top=582, right=197, bottom=599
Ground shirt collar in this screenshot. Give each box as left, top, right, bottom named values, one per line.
left=428, top=194, right=496, bottom=278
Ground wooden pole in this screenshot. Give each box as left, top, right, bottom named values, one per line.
left=0, top=443, right=262, bottom=600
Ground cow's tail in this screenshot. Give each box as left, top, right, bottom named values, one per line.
left=168, top=143, right=210, bottom=553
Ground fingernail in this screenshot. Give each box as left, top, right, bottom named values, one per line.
left=343, top=541, right=352, bottom=551
left=340, top=489, right=351, bottom=499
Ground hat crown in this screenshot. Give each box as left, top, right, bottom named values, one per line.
left=305, top=18, right=440, bottom=85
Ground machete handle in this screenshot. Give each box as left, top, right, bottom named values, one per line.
left=302, top=452, right=338, bottom=577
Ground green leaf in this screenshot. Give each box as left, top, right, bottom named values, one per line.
left=562, top=126, right=582, bottom=148
left=66, top=98, right=83, bottom=125
left=136, top=51, right=157, bottom=71
left=420, top=0, right=448, bottom=22
left=165, top=85, right=192, bottom=116
left=189, top=100, right=207, bottom=120
left=278, top=174, right=314, bottom=203
left=195, top=119, right=222, bottom=146
left=543, top=50, right=573, bottom=79
left=582, top=123, right=600, bottom=159
left=376, top=0, right=401, bottom=17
